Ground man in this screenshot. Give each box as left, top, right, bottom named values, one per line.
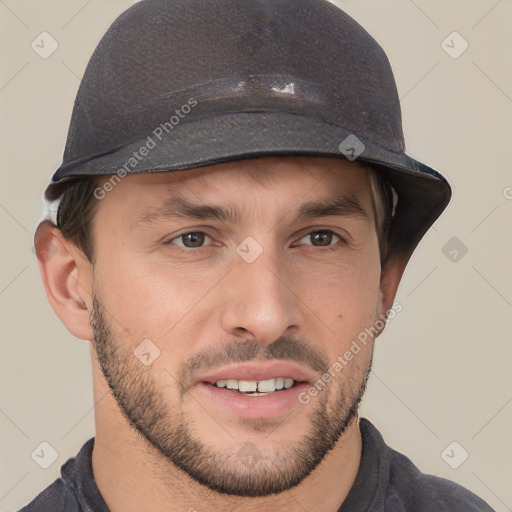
left=24, top=0, right=494, bottom=510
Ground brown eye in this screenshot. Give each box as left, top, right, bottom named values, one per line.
left=169, top=232, right=211, bottom=248
left=299, top=230, right=341, bottom=247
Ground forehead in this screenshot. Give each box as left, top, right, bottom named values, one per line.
left=95, top=156, right=373, bottom=220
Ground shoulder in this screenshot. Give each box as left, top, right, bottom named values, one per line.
left=356, top=418, right=495, bottom=512
left=17, top=438, right=98, bottom=512
left=385, top=447, right=495, bottom=511
left=16, top=477, right=82, bottom=512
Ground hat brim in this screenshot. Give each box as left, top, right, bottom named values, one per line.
left=48, top=111, right=451, bottom=260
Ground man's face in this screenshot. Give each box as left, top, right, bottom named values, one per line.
left=87, top=156, right=384, bottom=496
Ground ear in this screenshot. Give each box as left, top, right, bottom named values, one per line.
left=34, top=221, right=94, bottom=341
left=375, top=253, right=408, bottom=336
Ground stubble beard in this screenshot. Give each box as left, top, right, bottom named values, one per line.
left=90, top=295, right=372, bottom=497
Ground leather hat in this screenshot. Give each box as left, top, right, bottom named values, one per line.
left=46, top=0, right=451, bottom=260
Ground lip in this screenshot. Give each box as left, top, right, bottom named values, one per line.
left=195, top=360, right=315, bottom=386
left=192, top=361, right=315, bottom=420
left=196, top=381, right=311, bottom=418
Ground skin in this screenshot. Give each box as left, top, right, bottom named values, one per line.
left=35, top=156, right=405, bottom=512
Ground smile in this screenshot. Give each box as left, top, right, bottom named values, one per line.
left=213, top=377, right=296, bottom=396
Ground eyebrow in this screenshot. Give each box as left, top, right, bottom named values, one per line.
left=134, top=195, right=369, bottom=229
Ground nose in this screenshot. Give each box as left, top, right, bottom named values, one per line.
left=220, top=243, right=303, bottom=346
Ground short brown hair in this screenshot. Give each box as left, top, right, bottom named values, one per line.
left=50, top=178, right=100, bottom=263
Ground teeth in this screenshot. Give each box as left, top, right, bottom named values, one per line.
left=257, top=378, right=275, bottom=392
left=284, top=378, right=294, bottom=389
left=214, top=377, right=296, bottom=393
left=238, top=380, right=257, bottom=392
left=226, top=379, right=238, bottom=390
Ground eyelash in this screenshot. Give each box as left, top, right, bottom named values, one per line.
left=164, top=229, right=345, bottom=251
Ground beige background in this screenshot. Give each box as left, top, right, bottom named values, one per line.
left=1, top=1, right=511, bottom=510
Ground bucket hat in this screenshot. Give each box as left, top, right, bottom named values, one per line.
left=46, top=0, right=451, bottom=260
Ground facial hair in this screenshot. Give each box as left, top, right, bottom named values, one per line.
left=90, top=294, right=373, bottom=497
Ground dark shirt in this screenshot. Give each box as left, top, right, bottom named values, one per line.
left=19, top=418, right=495, bottom=511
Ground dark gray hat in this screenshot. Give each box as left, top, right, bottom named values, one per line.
left=46, top=0, right=451, bottom=260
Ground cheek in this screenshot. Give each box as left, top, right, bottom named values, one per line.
left=92, top=253, right=224, bottom=343
left=296, top=253, right=381, bottom=346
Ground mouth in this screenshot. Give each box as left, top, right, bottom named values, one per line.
left=193, top=361, right=314, bottom=417
left=210, top=376, right=299, bottom=396
left=197, top=360, right=313, bottom=391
